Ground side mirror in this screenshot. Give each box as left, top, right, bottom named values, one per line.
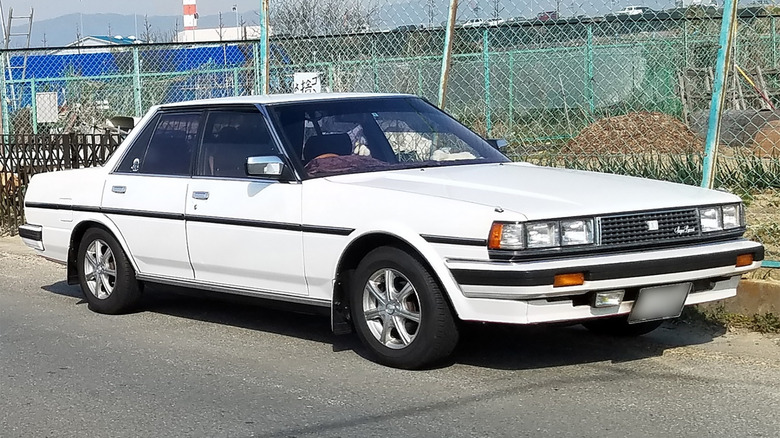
left=486, top=138, right=509, bottom=150
left=246, top=156, right=286, bottom=179
left=106, top=115, right=137, bottom=133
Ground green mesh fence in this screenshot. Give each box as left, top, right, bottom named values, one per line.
left=0, top=3, right=779, bottom=261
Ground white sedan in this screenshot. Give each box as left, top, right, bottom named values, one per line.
left=19, top=93, right=764, bottom=368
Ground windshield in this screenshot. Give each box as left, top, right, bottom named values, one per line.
left=266, top=96, right=509, bottom=178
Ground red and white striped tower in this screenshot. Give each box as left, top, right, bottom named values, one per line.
left=183, top=0, right=198, bottom=31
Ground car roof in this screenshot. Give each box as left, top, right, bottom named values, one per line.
left=158, top=92, right=415, bottom=109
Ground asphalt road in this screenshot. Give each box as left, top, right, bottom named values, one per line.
left=2, top=237, right=779, bottom=438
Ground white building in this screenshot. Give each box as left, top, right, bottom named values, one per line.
left=53, top=35, right=143, bottom=55
left=176, top=26, right=263, bottom=43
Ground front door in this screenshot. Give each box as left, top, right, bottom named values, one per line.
left=184, top=109, right=307, bottom=295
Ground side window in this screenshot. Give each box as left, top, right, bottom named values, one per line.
left=116, top=114, right=159, bottom=173
left=141, top=113, right=201, bottom=176
left=116, top=112, right=200, bottom=175
left=198, top=110, right=276, bottom=178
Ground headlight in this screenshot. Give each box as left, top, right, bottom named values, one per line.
left=700, top=204, right=743, bottom=233
left=488, top=223, right=524, bottom=250
left=526, top=221, right=560, bottom=248
left=700, top=207, right=722, bottom=232
left=561, top=219, right=594, bottom=246
left=721, top=204, right=742, bottom=229
left=489, top=218, right=594, bottom=250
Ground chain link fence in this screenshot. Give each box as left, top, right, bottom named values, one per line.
left=0, top=2, right=779, bottom=262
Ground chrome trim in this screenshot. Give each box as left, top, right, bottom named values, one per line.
left=247, top=155, right=285, bottom=178
left=192, top=191, right=210, bottom=200
left=135, top=273, right=331, bottom=308
left=111, top=185, right=127, bottom=194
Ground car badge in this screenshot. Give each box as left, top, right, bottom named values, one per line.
left=646, top=220, right=659, bottom=231
left=673, top=225, right=696, bottom=235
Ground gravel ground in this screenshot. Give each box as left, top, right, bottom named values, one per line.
left=1, top=236, right=779, bottom=437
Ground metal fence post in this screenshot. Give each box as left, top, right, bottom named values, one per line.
left=0, top=52, right=9, bottom=136
left=30, top=79, right=37, bottom=134
left=772, top=16, right=777, bottom=69
left=483, top=28, right=492, bottom=137
left=253, top=42, right=261, bottom=94
left=701, top=0, right=739, bottom=189
left=132, top=47, right=142, bottom=117
left=508, top=51, right=514, bottom=134
left=585, top=24, right=595, bottom=115
left=372, top=53, right=379, bottom=92
left=683, top=20, right=689, bottom=68
left=258, top=0, right=270, bottom=94
left=438, top=0, right=459, bottom=109
left=233, top=68, right=240, bottom=96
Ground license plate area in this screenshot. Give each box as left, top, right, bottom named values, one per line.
left=628, top=282, right=692, bottom=324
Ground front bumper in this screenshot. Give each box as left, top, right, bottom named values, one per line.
left=444, top=239, right=763, bottom=324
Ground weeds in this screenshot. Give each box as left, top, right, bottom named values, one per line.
left=682, top=305, right=780, bottom=334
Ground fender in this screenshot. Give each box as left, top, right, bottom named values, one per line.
left=66, top=211, right=142, bottom=284
left=330, top=222, right=470, bottom=333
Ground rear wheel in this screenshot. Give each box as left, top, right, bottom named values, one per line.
left=77, top=228, right=142, bottom=314
left=350, top=246, right=459, bottom=369
left=582, top=317, right=664, bottom=337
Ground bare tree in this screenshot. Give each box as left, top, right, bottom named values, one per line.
left=270, top=0, right=377, bottom=36
left=140, top=15, right=154, bottom=43
left=425, top=0, right=437, bottom=27
left=172, top=18, right=180, bottom=42
left=216, top=12, right=225, bottom=41
left=74, top=23, right=82, bottom=53
left=490, top=0, right=504, bottom=20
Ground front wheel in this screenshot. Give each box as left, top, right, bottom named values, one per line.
left=350, top=246, right=459, bottom=369
left=77, top=228, right=142, bottom=314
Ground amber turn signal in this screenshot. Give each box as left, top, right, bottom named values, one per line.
left=553, top=272, right=585, bottom=287
left=488, top=223, right=503, bottom=250
left=736, top=253, right=754, bottom=267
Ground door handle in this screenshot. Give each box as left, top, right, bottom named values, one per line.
left=192, top=191, right=210, bottom=200
left=111, top=186, right=126, bottom=194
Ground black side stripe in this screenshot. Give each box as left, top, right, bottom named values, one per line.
left=24, top=202, right=354, bottom=236
left=420, top=234, right=487, bottom=247
left=101, top=207, right=184, bottom=220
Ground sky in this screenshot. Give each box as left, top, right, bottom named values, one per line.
left=1, top=0, right=689, bottom=23
left=0, top=0, right=262, bottom=21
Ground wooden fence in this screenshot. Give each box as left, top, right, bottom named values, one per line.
left=0, top=133, right=121, bottom=236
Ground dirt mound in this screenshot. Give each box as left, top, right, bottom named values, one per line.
left=752, top=119, right=780, bottom=157
left=564, top=112, right=704, bottom=154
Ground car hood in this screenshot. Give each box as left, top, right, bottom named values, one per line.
left=325, top=162, right=738, bottom=220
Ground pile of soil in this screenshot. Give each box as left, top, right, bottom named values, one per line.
left=564, top=112, right=704, bottom=154
left=752, top=120, right=780, bottom=157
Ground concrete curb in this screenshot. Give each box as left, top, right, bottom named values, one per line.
left=2, top=235, right=779, bottom=316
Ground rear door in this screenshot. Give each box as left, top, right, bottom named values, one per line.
left=102, top=111, right=202, bottom=279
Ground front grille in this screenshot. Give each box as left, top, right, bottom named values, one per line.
left=599, top=209, right=700, bottom=246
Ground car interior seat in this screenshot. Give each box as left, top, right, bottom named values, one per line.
left=303, top=133, right=354, bottom=163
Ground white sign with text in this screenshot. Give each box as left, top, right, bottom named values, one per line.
left=293, top=72, right=321, bottom=94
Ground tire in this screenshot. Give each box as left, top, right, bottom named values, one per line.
left=582, top=316, right=664, bottom=337
left=350, top=246, right=459, bottom=369
left=77, top=228, right=142, bottom=314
